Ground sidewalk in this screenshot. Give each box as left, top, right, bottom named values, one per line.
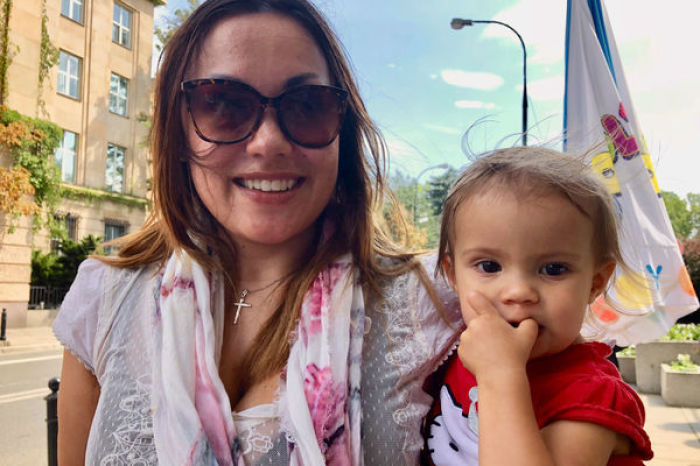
left=1, top=326, right=699, bottom=464
left=0, top=325, right=63, bottom=354
left=641, top=391, right=700, bottom=465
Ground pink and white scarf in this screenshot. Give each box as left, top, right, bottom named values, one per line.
left=151, top=250, right=364, bottom=465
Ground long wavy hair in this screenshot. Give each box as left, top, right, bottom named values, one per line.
left=100, top=0, right=425, bottom=402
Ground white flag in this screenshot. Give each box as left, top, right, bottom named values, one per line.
left=564, top=0, right=698, bottom=344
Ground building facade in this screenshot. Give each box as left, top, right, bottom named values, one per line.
left=0, top=0, right=164, bottom=326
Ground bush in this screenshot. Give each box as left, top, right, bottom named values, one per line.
left=659, top=323, right=700, bottom=342
left=31, top=235, right=101, bottom=289
left=617, top=345, right=636, bottom=357
left=668, top=354, right=700, bottom=373
left=682, top=238, right=700, bottom=297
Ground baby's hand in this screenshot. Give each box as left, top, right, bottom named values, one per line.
left=457, top=291, right=539, bottom=380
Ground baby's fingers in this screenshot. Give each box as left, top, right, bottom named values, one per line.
left=516, top=318, right=539, bottom=350
left=465, top=290, right=501, bottom=319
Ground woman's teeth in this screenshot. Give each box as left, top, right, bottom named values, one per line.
left=240, top=179, right=298, bottom=192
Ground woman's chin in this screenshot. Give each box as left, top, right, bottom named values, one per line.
left=226, top=223, right=317, bottom=251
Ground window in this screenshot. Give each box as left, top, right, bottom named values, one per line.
left=104, top=220, right=127, bottom=255
left=106, top=143, right=125, bottom=192
left=55, top=130, right=77, bottom=183
left=112, top=3, right=132, bottom=48
left=50, top=214, right=78, bottom=251
left=61, top=0, right=83, bottom=23
left=57, top=51, right=81, bottom=99
left=109, top=73, right=128, bottom=116
left=65, top=215, right=78, bottom=240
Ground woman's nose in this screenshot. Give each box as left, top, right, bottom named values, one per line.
left=245, top=107, right=293, bottom=156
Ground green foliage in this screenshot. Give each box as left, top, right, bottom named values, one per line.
left=60, top=184, right=149, bottom=209
left=31, top=235, right=102, bottom=289
left=682, top=238, right=700, bottom=298
left=659, top=323, right=700, bottom=342
left=667, top=354, right=700, bottom=373
left=388, top=170, right=439, bottom=248
left=426, top=167, right=460, bottom=216
left=0, top=107, right=62, bottom=234
left=617, top=345, right=636, bottom=357
left=662, top=190, right=700, bottom=239
left=0, top=0, right=15, bottom=105
left=154, top=0, right=202, bottom=52
left=37, top=0, right=59, bottom=117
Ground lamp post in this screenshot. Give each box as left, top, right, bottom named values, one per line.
left=451, top=18, right=528, bottom=146
left=413, top=163, right=450, bottom=224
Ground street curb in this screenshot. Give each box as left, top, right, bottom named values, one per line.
left=0, top=342, right=63, bottom=354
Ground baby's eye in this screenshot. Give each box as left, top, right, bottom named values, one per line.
left=476, top=260, right=501, bottom=274
left=540, top=263, right=568, bottom=276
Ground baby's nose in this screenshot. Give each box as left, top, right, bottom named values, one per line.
left=501, top=275, right=539, bottom=305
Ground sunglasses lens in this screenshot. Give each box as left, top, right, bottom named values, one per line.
left=280, top=86, right=345, bottom=147
left=187, top=82, right=259, bottom=143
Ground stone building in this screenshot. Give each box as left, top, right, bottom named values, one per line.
left=0, top=0, right=164, bottom=326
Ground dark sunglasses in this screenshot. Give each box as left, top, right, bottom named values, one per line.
left=181, top=79, right=349, bottom=148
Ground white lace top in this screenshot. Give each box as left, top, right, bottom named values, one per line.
left=233, top=404, right=280, bottom=463
left=53, top=255, right=462, bottom=465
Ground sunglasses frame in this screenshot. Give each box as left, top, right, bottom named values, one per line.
left=180, top=78, right=349, bottom=148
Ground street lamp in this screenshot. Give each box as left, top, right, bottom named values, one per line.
left=413, top=163, right=450, bottom=224
left=451, top=18, right=528, bottom=146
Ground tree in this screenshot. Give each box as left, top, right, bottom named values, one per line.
left=662, top=191, right=700, bottom=239
left=387, top=169, right=453, bottom=249
left=154, top=0, right=202, bottom=53
left=426, top=167, right=459, bottom=216
left=31, top=235, right=101, bottom=290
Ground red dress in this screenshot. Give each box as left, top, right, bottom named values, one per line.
left=424, top=342, right=653, bottom=465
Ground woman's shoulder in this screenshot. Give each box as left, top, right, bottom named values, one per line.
left=53, top=258, right=160, bottom=370
left=368, top=251, right=463, bottom=358
left=375, top=253, right=459, bottom=310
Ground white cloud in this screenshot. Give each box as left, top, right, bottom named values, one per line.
left=522, top=75, right=563, bottom=102
left=384, top=135, right=431, bottom=174
left=607, top=1, right=700, bottom=92
left=441, top=69, right=504, bottom=91
left=455, top=100, right=496, bottom=110
left=423, top=124, right=462, bottom=135
left=485, top=0, right=566, bottom=65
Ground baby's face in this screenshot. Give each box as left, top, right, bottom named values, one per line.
left=445, top=188, right=614, bottom=360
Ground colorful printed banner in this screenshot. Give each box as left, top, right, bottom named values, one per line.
left=564, top=0, right=698, bottom=345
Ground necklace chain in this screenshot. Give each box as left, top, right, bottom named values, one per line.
left=243, top=272, right=292, bottom=294
left=232, top=271, right=294, bottom=325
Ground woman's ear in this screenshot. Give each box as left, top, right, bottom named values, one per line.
left=589, top=260, right=616, bottom=303
left=443, top=256, right=457, bottom=290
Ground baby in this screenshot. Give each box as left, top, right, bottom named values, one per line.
left=424, top=147, right=653, bottom=465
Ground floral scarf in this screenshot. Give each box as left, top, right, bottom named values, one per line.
left=151, top=250, right=365, bottom=465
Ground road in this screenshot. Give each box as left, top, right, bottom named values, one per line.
left=0, top=350, right=63, bottom=466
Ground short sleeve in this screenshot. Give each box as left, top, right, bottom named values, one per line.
left=530, top=344, right=653, bottom=462
left=542, top=378, right=652, bottom=461
left=52, top=258, right=105, bottom=374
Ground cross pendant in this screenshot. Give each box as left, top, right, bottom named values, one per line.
left=233, top=289, right=252, bottom=325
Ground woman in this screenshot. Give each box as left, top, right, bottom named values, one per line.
left=53, top=0, right=461, bottom=464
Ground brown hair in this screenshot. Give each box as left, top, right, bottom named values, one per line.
left=100, top=0, right=421, bottom=403
left=437, top=146, right=624, bottom=277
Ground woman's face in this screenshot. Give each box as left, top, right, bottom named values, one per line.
left=185, top=13, right=339, bottom=251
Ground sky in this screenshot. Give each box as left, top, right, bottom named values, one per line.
left=155, top=0, right=700, bottom=197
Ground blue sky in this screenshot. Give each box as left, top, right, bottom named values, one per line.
left=156, top=0, right=700, bottom=196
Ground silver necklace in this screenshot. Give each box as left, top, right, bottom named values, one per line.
left=232, top=272, right=293, bottom=325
